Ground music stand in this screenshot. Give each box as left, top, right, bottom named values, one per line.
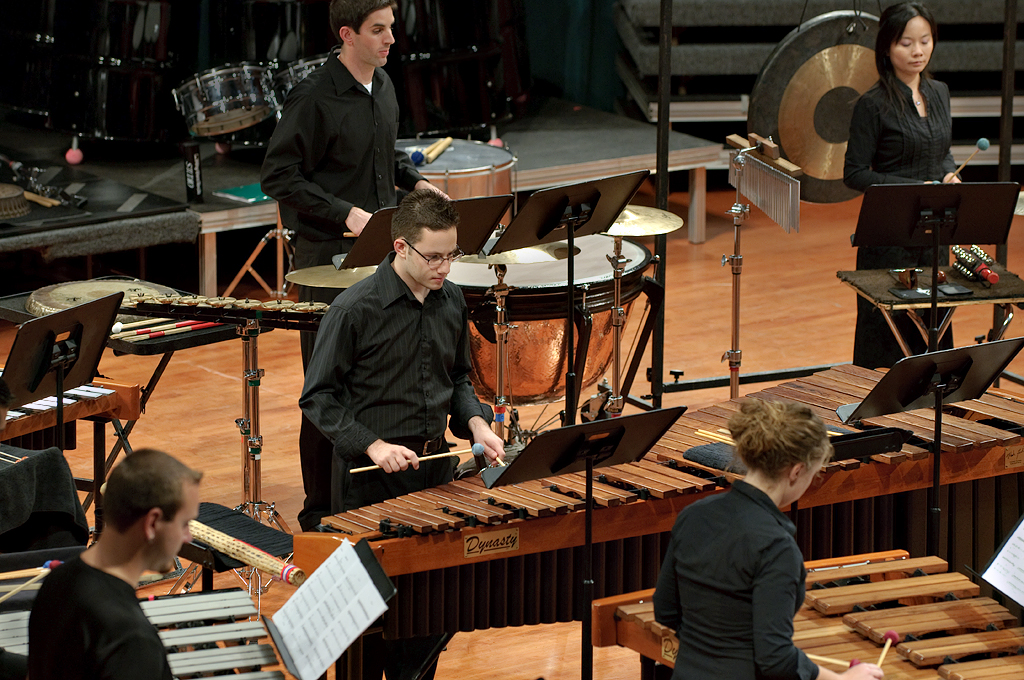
left=852, top=182, right=1018, bottom=352
left=835, top=337, right=1024, bottom=557
left=481, top=406, right=686, bottom=680
left=489, top=171, right=649, bottom=423
left=332, top=195, right=513, bottom=269
left=2, top=292, right=122, bottom=452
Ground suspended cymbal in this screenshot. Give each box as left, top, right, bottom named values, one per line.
left=604, top=205, right=683, bottom=237
left=285, top=265, right=377, bottom=288
left=460, top=242, right=580, bottom=265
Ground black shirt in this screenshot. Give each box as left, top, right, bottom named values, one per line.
left=28, top=556, right=172, bottom=680
left=653, top=481, right=819, bottom=680
left=844, top=78, right=956, bottom=191
left=260, top=49, right=424, bottom=241
left=299, top=253, right=491, bottom=506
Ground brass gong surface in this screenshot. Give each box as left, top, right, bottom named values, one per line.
left=460, top=242, right=580, bottom=265
left=748, top=10, right=879, bottom=203
left=285, top=265, right=377, bottom=288
left=604, top=205, right=684, bottom=237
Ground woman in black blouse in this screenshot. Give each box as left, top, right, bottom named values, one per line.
left=844, top=2, right=958, bottom=369
left=653, top=400, right=884, bottom=680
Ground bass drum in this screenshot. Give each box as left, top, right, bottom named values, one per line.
left=447, top=235, right=651, bottom=405
left=748, top=10, right=879, bottom=204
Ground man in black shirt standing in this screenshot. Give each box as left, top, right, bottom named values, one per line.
left=301, top=188, right=503, bottom=680
left=261, top=0, right=444, bottom=530
left=28, top=449, right=202, bottom=680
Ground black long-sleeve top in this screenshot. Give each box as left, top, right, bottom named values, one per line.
left=844, top=78, right=956, bottom=191
left=260, top=50, right=424, bottom=241
left=653, top=481, right=819, bottom=680
left=299, top=252, right=491, bottom=463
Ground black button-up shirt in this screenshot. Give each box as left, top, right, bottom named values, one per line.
left=844, top=77, right=956, bottom=192
left=299, top=252, right=490, bottom=463
left=653, top=481, right=819, bottom=680
left=261, top=49, right=424, bottom=241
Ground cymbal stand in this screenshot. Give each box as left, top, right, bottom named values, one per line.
left=724, top=133, right=802, bottom=398
left=223, top=208, right=294, bottom=299
left=605, top=236, right=632, bottom=415
left=487, top=265, right=522, bottom=443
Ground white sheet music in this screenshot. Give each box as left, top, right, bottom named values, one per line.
left=982, top=515, right=1024, bottom=609
left=271, top=539, right=388, bottom=680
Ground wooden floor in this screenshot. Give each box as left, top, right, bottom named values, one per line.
left=4, top=183, right=1024, bottom=680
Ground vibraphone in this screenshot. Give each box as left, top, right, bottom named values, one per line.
left=0, top=588, right=284, bottom=679
left=593, top=551, right=1024, bottom=680
left=293, top=365, right=1024, bottom=639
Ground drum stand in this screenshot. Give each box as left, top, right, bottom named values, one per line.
left=487, top=265, right=518, bottom=442
left=605, top=236, right=632, bottom=415
left=223, top=209, right=294, bottom=300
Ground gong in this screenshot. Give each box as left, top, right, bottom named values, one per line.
left=748, top=11, right=879, bottom=204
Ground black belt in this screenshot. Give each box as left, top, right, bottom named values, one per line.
left=390, top=436, right=446, bottom=456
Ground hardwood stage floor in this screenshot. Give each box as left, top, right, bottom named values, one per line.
left=3, top=186, right=1024, bottom=679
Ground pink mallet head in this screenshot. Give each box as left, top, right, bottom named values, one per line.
left=849, top=659, right=860, bottom=667
left=883, top=630, right=899, bottom=645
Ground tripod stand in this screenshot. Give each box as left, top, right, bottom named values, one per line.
left=223, top=208, right=294, bottom=299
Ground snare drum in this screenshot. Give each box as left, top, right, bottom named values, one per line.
left=273, top=52, right=331, bottom=103
left=447, top=235, right=651, bottom=404
left=172, top=62, right=280, bottom=137
left=396, top=139, right=515, bottom=199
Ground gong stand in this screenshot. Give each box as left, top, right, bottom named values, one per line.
left=723, top=134, right=803, bottom=399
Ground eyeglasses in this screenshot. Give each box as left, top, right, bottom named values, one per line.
left=403, top=240, right=464, bottom=268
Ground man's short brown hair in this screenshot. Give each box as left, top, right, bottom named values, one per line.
left=329, top=0, right=397, bottom=41
left=391, top=189, right=460, bottom=244
left=103, top=449, right=202, bottom=532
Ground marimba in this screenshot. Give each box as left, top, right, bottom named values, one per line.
left=593, top=551, right=1024, bottom=680
left=0, top=588, right=284, bottom=679
left=294, top=366, right=1024, bottom=639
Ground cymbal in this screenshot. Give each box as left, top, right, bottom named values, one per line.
left=604, top=205, right=684, bottom=237
left=285, top=265, right=377, bottom=288
left=460, top=242, right=580, bottom=265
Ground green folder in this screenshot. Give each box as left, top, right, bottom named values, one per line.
left=212, top=183, right=273, bottom=204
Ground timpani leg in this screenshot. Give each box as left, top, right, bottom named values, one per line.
left=688, top=166, right=707, bottom=244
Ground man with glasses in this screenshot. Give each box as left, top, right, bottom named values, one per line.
left=300, top=189, right=504, bottom=514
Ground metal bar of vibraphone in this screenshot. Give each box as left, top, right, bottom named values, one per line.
left=158, top=621, right=267, bottom=648
left=166, top=645, right=279, bottom=676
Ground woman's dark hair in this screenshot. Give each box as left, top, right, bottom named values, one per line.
left=875, top=2, right=938, bottom=111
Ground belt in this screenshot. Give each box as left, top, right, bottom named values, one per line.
left=420, top=436, right=445, bottom=456
left=390, top=436, right=446, bottom=457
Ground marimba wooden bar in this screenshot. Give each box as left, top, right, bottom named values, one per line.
left=593, top=552, right=1024, bottom=680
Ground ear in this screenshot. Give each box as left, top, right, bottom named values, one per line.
left=142, top=507, right=163, bottom=541
left=339, top=26, right=353, bottom=46
left=787, top=462, right=806, bottom=485
left=394, top=238, right=407, bottom=256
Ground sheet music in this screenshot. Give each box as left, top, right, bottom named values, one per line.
left=981, top=514, right=1024, bottom=609
left=271, top=539, right=388, bottom=680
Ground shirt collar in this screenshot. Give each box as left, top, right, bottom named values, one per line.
left=731, top=479, right=797, bottom=535
left=328, top=48, right=383, bottom=96
left=373, top=252, right=451, bottom=308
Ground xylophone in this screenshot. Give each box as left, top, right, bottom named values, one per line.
left=593, top=551, right=1024, bottom=680
left=0, top=588, right=284, bottom=679
left=293, top=365, right=1024, bottom=639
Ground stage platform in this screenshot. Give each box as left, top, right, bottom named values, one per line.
left=0, top=99, right=720, bottom=295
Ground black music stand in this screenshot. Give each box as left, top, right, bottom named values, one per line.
left=852, top=182, right=1018, bottom=352
left=2, top=293, right=122, bottom=452
left=481, top=406, right=686, bottom=680
left=835, top=337, right=1024, bottom=557
left=489, top=171, right=649, bottom=423
left=332, top=195, right=513, bottom=269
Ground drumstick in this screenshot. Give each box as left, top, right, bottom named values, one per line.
left=111, top=318, right=173, bottom=333
left=946, top=138, right=989, bottom=182
left=0, top=561, right=61, bottom=606
left=111, top=319, right=204, bottom=339
left=350, top=448, right=471, bottom=474
left=188, top=520, right=305, bottom=586
left=877, top=630, right=899, bottom=665
left=0, top=450, right=26, bottom=465
left=122, top=321, right=220, bottom=342
left=425, top=137, right=453, bottom=164
left=805, top=652, right=859, bottom=668
left=24, top=191, right=60, bottom=207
